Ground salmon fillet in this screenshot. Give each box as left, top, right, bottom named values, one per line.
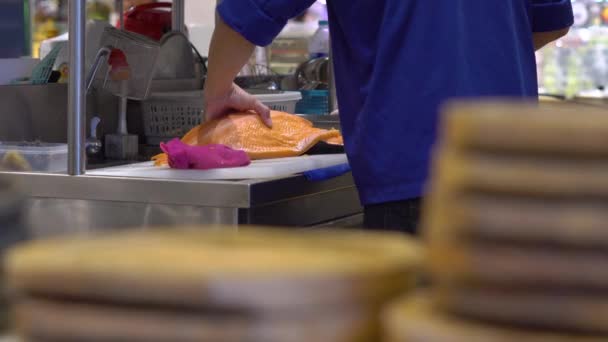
left=153, top=111, right=342, bottom=166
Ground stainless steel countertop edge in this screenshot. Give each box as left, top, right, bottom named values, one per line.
left=248, top=173, right=357, bottom=205
left=0, top=172, right=358, bottom=209
left=0, top=172, right=252, bottom=208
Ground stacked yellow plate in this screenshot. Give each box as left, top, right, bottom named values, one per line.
left=386, top=101, right=608, bottom=341
left=6, top=227, right=422, bottom=342
left=384, top=294, right=606, bottom=342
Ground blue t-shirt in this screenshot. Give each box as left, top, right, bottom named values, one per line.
left=218, top=0, right=573, bottom=205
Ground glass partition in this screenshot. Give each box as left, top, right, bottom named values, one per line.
left=537, top=0, right=608, bottom=97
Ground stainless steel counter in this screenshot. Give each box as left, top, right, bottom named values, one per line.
left=1, top=170, right=361, bottom=237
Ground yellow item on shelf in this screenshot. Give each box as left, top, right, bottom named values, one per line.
left=0, top=151, right=32, bottom=172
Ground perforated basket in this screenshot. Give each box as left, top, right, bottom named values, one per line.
left=142, top=90, right=302, bottom=145
left=142, top=91, right=203, bottom=145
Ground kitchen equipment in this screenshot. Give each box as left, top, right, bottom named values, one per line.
left=235, top=75, right=284, bottom=91
left=252, top=90, right=302, bottom=112
left=154, top=31, right=196, bottom=80
left=294, top=57, right=331, bottom=114
left=85, top=117, right=102, bottom=159
left=94, top=26, right=161, bottom=100
left=296, top=57, right=330, bottom=89
left=240, top=47, right=272, bottom=77
left=296, top=90, right=330, bottom=115
left=141, top=90, right=303, bottom=145
left=0, top=142, right=68, bottom=173
left=123, top=2, right=172, bottom=41
left=238, top=63, right=278, bottom=90
left=88, top=154, right=348, bottom=181
left=38, top=20, right=114, bottom=79
left=30, top=44, right=64, bottom=85
left=142, top=90, right=203, bottom=145
left=88, top=26, right=161, bottom=160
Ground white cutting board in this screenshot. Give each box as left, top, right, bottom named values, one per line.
left=88, top=154, right=349, bottom=181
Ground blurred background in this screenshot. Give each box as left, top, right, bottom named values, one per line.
left=3, top=0, right=329, bottom=68
left=537, top=0, right=608, bottom=98
left=8, top=0, right=608, bottom=101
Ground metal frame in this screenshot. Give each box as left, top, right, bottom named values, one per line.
left=172, top=0, right=186, bottom=33
left=1, top=171, right=361, bottom=230
left=67, top=0, right=86, bottom=175
left=67, top=0, right=187, bottom=176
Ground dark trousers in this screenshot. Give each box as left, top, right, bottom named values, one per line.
left=363, top=198, right=422, bottom=235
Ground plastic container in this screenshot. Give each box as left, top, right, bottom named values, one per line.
left=0, top=142, right=67, bottom=173
left=295, top=90, right=330, bottom=115
left=254, top=91, right=302, bottom=112
left=142, top=90, right=303, bottom=145
left=309, top=20, right=330, bottom=59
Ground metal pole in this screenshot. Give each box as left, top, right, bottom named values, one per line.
left=328, top=43, right=338, bottom=113
left=117, top=0, right=124, bottom=28
left=172, top=0, right=186, bottom=33
left=68, top=0, right=86, bottom=175
left=117, top=0, right=129, bottom=137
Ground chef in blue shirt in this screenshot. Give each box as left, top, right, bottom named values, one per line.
left=203, top=0, right=574, bottom=234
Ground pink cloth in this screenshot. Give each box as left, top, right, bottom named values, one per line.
left=160, top=139, right=250, bottom=170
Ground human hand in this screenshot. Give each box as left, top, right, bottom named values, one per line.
left=204, top=83, right=272, bottom=127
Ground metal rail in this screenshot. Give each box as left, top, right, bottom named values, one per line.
left=67, top=0, right=86, bottom=175
left=172, top=0, right=186, bottom=33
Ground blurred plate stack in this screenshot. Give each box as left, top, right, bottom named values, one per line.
left=7, top=227, right=422, bottom=341
left=384, top=294, right=605, bottom=342
left=0, top=177, right=27, bottom=332
left=385, top=101, right=608, bottom=341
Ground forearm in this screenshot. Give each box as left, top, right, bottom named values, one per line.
left=530, top=0, right=573, bottom=50
left=204, top=14, right=255, bottom=99
left=533, top=28, right=570, bottom=50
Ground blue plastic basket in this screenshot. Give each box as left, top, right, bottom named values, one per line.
left=295, top=90, right=329, bottom=115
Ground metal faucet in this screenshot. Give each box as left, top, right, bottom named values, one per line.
left=82, top=48, right=112, bottom=161
left=86, top=116, right=102, bottom=158
left=86, top=46, right=112, bottom=93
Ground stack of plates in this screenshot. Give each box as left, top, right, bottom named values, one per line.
left=385, top=101, right=608, bottom=341
left=384, top=294, right=605, bottom=342
left=6, top=227, right=422, bottom=342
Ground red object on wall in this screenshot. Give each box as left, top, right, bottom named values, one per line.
left=121, top=2, right=172, bottom=41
